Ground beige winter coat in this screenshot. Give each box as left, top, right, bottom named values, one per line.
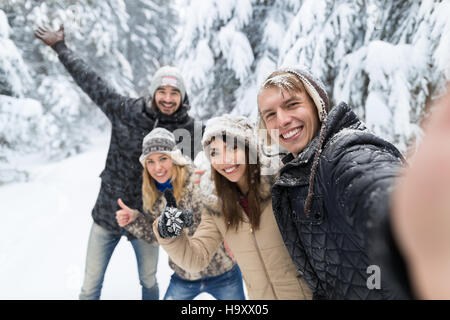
left=153, top=175, right=312, bottom=300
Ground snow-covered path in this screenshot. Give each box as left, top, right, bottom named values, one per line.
left=0, top=134, right=212, bottom=300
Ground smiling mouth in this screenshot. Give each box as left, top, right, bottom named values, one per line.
left=223, top=165, right=239, bottom=174
left=155, top=172, right=166, bottom=177
left=280, top=126, right=303, bottom=141
left=160, top=102, right=176, bottom=109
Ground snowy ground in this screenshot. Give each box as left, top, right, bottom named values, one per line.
left=0, top=133, right=215, bottom=300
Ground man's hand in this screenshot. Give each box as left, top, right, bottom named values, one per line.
left=116, top=198, right=138, bottom=227
left=34, top=24, right=65, bottom=47
left=392, top=86, right=450, bottom=299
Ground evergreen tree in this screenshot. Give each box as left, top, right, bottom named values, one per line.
left=1, top=0, right=449, bottom=185
left=177, top=0, right=449, bottom=154
left=0, top=8, right=43, bottom=184
left=0, top=0, right=180, bottom=184
left=125, top=0, right=178, bottom=95
left=176, top=0, right=255, bottom=119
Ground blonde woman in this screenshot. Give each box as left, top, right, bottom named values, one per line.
left=116, top=128, right=245, bottom=300
left=152, top=115, right=312, bottom=300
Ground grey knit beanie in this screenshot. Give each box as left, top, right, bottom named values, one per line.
left=139, top=128, right=190, bottom=167
left=149, top=66, right=186, bottom=101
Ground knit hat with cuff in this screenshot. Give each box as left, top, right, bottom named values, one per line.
left=202, top=114, right=263, bottom=165
left=139, top=127, right=191, bottom=167
left=149, top=66, right=186, bottom=102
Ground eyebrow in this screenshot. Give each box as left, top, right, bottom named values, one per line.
left=156, top=87, right=180, bottom=93
left=146, top=155, right=168, bottom=161
left=283, top=98, right=299, bottom=105
left=261, top=107, right=275, bottom=116
left=261, top=97, right=300, bottom=115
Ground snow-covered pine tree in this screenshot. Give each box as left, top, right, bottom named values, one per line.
left=234, top=0, right=300, bottom=120
left=177, top=0, right=449, bottom=154
left=0, top=8, right=43, bottom=184
left=125, top=0, right=178, bottom=95
left=2, top=0, right=137, bottom=160
left=175, top=0, right=363, bottom=121
left=0, top=8, right=32, bottom=97
left=0, top=0, right=180, bottom=184
left=176, top=0, right=255, bottom=119
left=279, top=0, right=450, bottom=154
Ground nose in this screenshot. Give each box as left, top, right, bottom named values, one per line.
left=161, top=92, right=171, bottom=101
left=154, top=161, right=162, bottom=171
left=223, top=149, right=237, bottom=165
left=277, top=108, right=292, bottom=128
left=164, top=91, right=177, bottom=102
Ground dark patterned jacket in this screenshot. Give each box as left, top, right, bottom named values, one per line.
left=124, top=165, right=236, bottom=280
left=271, top=102, right=405, bottom=299
left=52, top=41, right=203, bottom=237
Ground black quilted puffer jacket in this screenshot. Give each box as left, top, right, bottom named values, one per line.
left=271, top=102, right=405, bottom=299
left=52, top=41, right=204, bottom=237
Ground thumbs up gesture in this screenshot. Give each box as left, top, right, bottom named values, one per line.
left=116, top=198, right=138, bottom=227
left=157, top=189, right=193, bottom=238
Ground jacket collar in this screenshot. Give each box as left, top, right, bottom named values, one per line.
left=149, top=105, right=190, bottom=125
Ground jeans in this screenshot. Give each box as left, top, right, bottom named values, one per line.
left=79, top=222, right=159, bottom=300
left=164, top=264, right=246, bottom=300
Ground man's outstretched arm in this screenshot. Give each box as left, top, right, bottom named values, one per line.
left=35, top=25, right=130, bottom=119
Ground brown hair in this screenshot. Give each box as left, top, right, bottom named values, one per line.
left=142, top=160, right=187, bottom=213
left=259, top=70, right=330, bottom=113
left=209, top=139, right=262, bottom=231
left=261, top=71, right=308, bottom=96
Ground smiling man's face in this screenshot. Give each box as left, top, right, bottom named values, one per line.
left=258, top=86, right=320, bottom=157
left=154, top=85, right=182, bottom=115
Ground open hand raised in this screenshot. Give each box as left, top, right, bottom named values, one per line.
left=34, top=24, right=65, bottom=47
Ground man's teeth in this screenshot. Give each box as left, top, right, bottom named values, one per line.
left=224, top=166, right=238, bottom=173
left=282, top=128, right=300, bottom=139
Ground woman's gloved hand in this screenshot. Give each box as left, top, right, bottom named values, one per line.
left=158, top=189, right=193, bottom=238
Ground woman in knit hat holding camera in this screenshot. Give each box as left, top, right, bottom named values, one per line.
left=116, top=127, right=245, bottom=300
left=151, top=115, right=312, bottom=300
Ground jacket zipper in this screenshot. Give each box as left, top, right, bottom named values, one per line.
left=250, top=227, right=278, bottom=299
